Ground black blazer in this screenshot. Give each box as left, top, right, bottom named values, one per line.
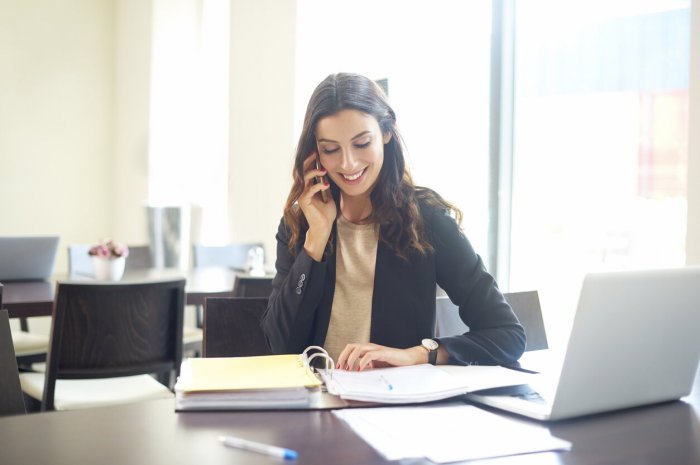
left=261, top=201, right=526, bottom=365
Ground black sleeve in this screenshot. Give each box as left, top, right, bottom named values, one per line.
left=430, top=209, right=526, bottom=365
left=260, top=217, right=328, bottom=354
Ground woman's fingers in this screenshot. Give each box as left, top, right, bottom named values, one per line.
left=302, top=152, right=325, bottom=180
left=337, top=343, right=383, bottom=371
left=337, top=343, right=423, bottom=371
left=337, top=343, right=365, bottom=370
left=300, top=151, right=329, bottom=199
left=300, top=181, right=330, bottom=206
left=302, top=168, right=327, bottom=186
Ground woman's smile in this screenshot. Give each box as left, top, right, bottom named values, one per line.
left=339, top=167, right=367, bottom=184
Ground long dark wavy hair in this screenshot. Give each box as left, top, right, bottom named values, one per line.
left=283, top=73, right=462, bottom=259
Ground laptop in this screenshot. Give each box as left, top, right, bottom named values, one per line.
left=0, top=236, right=59, bottom=281
left=465, top=267, right=700, bottom=421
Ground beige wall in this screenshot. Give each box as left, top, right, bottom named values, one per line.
left=687, top=0, right=700, bottom=265
left=0, top=0, right=116, bottom=273
left=228, top=0, right=297, bottom=266
left=113, top=0, right=152, bottom=246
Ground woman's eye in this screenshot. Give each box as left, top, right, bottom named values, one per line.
left=354, top=140, right=371, bottom=149
left=322, top=147, right=339, bottom=154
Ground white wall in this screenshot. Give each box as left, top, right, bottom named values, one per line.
left=228, top=0, right=297, bottom=266
left=0, top=0, right=116, bottom=273
left=687, top=0, right=700, bottom=265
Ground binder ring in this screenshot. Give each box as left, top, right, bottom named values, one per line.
left=303, top=346, right=335, bottom=380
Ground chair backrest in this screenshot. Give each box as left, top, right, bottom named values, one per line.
left=124, top=245, right=153, bottom=271
left=192, top=243, right=264, bottom=270
left=435, top=291, right=548, bottom=352
left=503, top=291, right=548, bottom=351
left=67, top=244, right=93, bottom=277
left=203, top=297, right=271, bottom=357
left=232, top=275, right=274, bottom=298
left=0, top=306, right=26, bottom=416
left=42, top=279, right=185, bottom=410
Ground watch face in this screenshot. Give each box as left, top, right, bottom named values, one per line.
left=422, top=338, right=439, bottom=351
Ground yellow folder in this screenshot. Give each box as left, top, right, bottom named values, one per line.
left=178, top=354, right=323, bottom=393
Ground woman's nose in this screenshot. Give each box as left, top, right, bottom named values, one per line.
left=340, top=149, right=359, bottom=171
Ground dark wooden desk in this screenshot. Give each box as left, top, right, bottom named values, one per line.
left=1, top=268, right=272, bottom=319
left=1, top=368, right=699, bottom=465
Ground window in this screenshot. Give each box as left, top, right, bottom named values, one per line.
left=148, top=0, right=230, bottom=245
left=508, top=0, right=690, bottom=345
left=296, top=0, right=494, bottom=254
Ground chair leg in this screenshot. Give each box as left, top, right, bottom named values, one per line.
left=22, top=393, right=42, bottom=414
left=155, top=370, right=173, bottom=389
left=196, top=305, right=203, bottom=328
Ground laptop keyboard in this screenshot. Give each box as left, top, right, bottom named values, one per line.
left=511, top=391, right=547, bottom=405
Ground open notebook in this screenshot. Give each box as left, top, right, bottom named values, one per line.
left=175, top=346, right=533, bottom=410
left=321, top=364, right=533, bottom=404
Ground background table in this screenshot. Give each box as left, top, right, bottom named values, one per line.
left=1, top=367, right=698, bottom=465
left=1, top=267, right=267, bottom=319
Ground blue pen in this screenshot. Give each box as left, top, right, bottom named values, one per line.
left=219, top=435, right=298, bottom=460
left=379, top=374, right=394, bottom=391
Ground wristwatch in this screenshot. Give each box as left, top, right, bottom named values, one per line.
left=421, top=338, right=439, bottom=365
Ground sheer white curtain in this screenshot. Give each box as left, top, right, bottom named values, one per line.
left=148, top=0, right=230, bottom=246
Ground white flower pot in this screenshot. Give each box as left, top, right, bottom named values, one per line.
left=91, top=256, right=126, bottom=281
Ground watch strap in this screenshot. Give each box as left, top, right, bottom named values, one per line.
left=427, top=347, right=438, bottom=365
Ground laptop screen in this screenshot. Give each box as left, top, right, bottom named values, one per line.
left=0, top=236, right=59, bottom=281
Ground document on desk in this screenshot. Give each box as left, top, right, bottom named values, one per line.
left=333, top=404, right=571, bottom=463
left=321, top=364, right=535, bottom=403
left=174, top=355, right=322, bottom=410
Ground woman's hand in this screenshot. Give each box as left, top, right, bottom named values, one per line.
left=300, top=152, right=336, bottom=261
left=336, top=343, right=429, bottom=371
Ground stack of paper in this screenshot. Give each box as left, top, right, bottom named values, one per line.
left=321, top=364, right=534, bottom=403
left=333, top=404, right=572, bottom=462
left=174, top=355, right=323, bottom=410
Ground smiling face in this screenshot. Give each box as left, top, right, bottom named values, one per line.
left=315, top=109, right=391, bottom=200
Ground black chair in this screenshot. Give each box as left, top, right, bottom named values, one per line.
left=435, top=291, right=548, bottom=352
left=19, top=279, right=185, bottom=411
left=203, top=297, right=271, bottom=358
left=0, top=299, right=26, bottom=416
left=232, top=275, right=274, bottom=298
left=192, top=242, right=267, bottom=330
left=503, top=291, right=548, bottom=351
left=68, top=243, right=201, bottom=357
left=6, top=274, right=49, bottom=367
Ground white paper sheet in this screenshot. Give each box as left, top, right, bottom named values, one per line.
left=333, top=404, right=571, bottom=463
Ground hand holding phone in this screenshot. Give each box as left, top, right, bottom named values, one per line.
left=314, top=155, right=329, bottom=203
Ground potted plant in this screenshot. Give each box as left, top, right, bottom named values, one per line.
left=89, top=240, right=129, bottom=281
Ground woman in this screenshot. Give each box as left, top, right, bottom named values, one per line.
left=261, top=73, right=525, bottom=370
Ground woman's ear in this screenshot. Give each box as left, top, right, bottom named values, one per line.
left=383, top=131, right=393, bottom=144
